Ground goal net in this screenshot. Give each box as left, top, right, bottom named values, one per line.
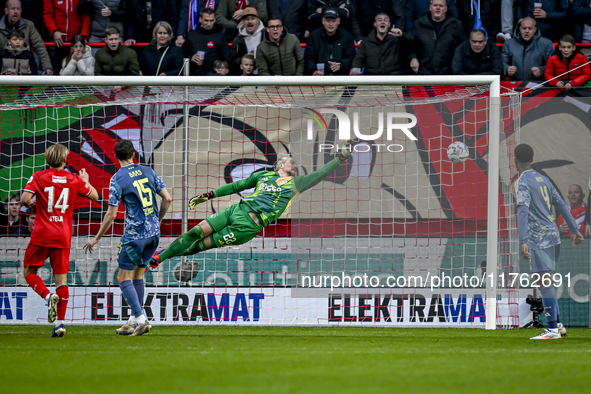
left=0, top=76, right=521, bottom=328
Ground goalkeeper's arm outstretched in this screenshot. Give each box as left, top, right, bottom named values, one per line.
left=150, top=141, right=353, bottom=268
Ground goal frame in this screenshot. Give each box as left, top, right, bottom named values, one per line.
left=2, top=75, right=503, bottom=329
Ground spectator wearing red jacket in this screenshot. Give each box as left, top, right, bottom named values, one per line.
left=544, top=34, right=591, bottom=90
left=556, top=184, right=587, bottom=235
left=43, top=0, right=91, bottom=73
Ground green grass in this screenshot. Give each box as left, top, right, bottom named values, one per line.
left=2, top=326, right=591, bottom=394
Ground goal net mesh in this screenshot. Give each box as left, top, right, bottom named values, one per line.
left=0, top=82, right=521, bottom=327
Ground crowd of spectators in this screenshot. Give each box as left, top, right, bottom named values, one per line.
left=1, top=0, right=591, bottom=81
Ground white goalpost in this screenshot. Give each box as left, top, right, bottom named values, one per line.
left=0, top=75, right=520, bottom=329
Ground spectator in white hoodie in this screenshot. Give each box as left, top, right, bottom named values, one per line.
left=59, top=35, right=95, bottom=75
left=230, top=7, right=264, bottom=71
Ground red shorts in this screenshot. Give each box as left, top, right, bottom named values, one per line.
left=23, top=244, right=70, bottom=274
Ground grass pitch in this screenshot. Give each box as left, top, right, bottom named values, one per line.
left=1, top=326, right=590, bottom=394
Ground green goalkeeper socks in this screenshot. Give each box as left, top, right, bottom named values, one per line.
left=159, top=225, right=205, bottom=261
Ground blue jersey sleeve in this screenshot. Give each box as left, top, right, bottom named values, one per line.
left=515, top=177, right=531, bottom=208
left=517, top=205, right=529, bottom=245
left=151, top=168, right=166, bottom=193
left=108, top=176, right=122, bottom=206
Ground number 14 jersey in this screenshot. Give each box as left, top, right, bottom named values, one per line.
left=24, top=168, right=93, bottom=248
left=109, top=163, right=166, bottom=241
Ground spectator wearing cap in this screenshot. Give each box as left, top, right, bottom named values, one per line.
left=305, top=7, right=355, bottom=75
left=452, top=28, right=502, bottom=75
left=268, top=0, right=308, bottom=42
left=256, top=14, right=304, bottom=75
left=350, top=11, right=416, bottom=75
left=216, top=0, right=268, bottom=42
left=230, top=6, right=265, bottom=69
left=307, top=0, right=355, bottom=36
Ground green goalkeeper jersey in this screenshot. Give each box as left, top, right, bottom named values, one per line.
left=211, top=157, right=345, bottom=226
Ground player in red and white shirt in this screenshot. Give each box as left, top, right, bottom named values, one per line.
left=21, top=144, right=99, bottom=337
left=556, top=184, right=587, bottom=236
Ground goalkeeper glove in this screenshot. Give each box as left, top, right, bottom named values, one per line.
left=188, top=191, right=214, bottom=210
left=149, top=250, right=163, bottom=269
left=338, top=140, right=353, bottom=161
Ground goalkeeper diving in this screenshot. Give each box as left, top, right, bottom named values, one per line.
left=150, top=140, right=353, bottom=268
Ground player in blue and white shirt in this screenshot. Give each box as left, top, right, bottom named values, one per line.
left=84, top=140, right=172, bottom=336
left=514, top=144, right=583, bottom=339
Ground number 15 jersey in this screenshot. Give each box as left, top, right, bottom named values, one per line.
left=24, top=168, right=93, bottom=248
left=109, top=163, right=166, bottom=242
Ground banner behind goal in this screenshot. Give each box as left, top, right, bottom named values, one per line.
left=0, top=76, right=521, bottom=328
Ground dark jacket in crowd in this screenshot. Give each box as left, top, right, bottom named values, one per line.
left=355, top=0, right=404, bottom=40
left=182, top=23, right=231, bottom=75
left=307, top=0, right=355, bottom=35
left=268, top=0, right=308, bottom=42
left=21, top=0, right=44, bottom=38
left=452, top=39, right=503, bottom=75
left=256, top=28, right=304, bottom=76
left=139, top=40, right=184, bottom=76
left=413, top=12, right=465, bottom=75
left=501, top=21, right=554, bottom=80
left=178, top=0, right=221, bottom=37
left=0, top=213, right=25, bottom=236
left=122, top=0, right=179, bottom=42
left=456, top=0, right=501, bottom=42
left=524, top=0, right=568, bottom=42
left=405, top=0, right=458, bottom=34
left=0, top=44, right=38, bottom=75
left=77, top=0, right=126, bottom=40
left=571, top=0, right=591, bottom=42
left=351, top=28, right=415, bottom=75
left=94, top=43, right=140, bottom=75
left=544, top=47, right=591, bottom=87
left=305, top=26, right=356, bottom=75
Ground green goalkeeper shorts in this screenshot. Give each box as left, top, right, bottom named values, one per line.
left=205, top=203, right=264, bottom=248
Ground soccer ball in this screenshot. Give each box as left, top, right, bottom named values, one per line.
left=447, top=141, right=469, bottom=164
